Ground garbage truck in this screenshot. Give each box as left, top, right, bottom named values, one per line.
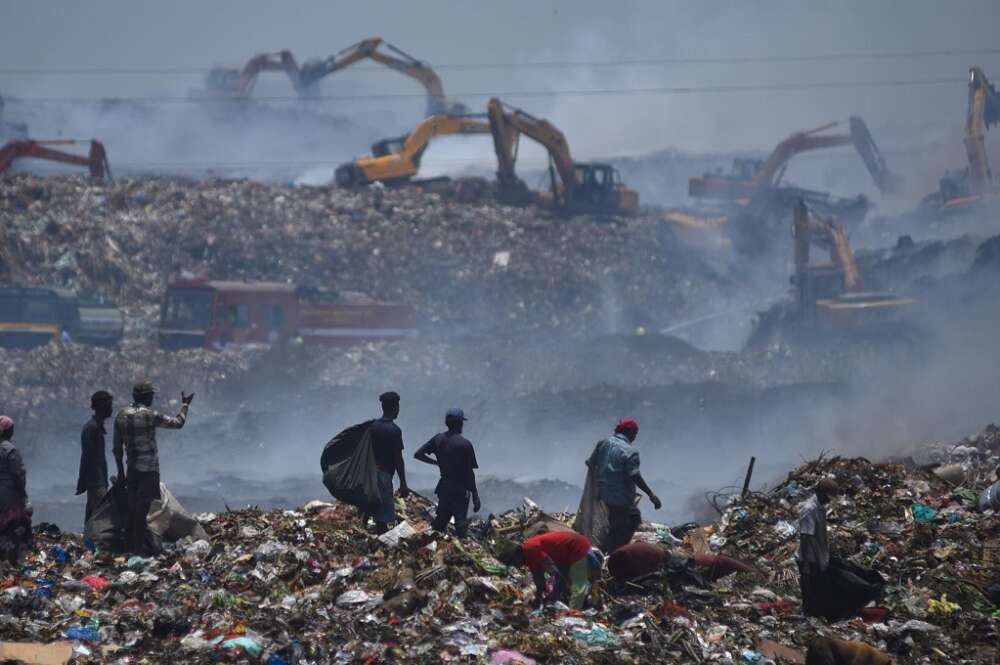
left=0, top=286, right=124, bottom=349
left=158, top=278, right=418, bottom=350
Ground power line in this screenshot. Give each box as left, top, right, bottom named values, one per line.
left=1, top=47, right=999, bottom=75
left=4, top=76, right=966, bottom=105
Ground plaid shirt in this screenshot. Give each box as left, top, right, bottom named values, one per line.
left=113, top=403, right=187, bottom=473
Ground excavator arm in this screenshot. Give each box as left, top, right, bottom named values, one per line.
left=486, top=97, right=638, bottom=214
left=963, top=66, right=1000, bottom=195
left=298, top=38, right=466, bottom=116
left=204, top=50, right=301, bottom=98
left=793, top=200, right=861, bottom=292
left=0, top=139, right=110, bottom=180
left=690, top=117, right=899, bottom=200
left=486, top=97, right=575, bottom=204
left=335, top=115, right=489, bottom=186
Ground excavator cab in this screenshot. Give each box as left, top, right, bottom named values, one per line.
left=371, top=136, right=407, bottom=158
left=568, top=163, right=638, bottom=214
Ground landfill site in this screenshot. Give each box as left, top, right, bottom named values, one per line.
left=1, top=4, right=1000, bottom=664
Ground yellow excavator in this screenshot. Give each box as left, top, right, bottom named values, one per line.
left=203, top=50, right=302, bottom=98
left=791, top=200, right=914, bottom=331
left=923, top=66, right=1000, bottom=215
left=297, top=38, right=467, bottom=116
left=335, top=114, right=490, bottom=187
left=689, top=116, right=899, bottom=202
left=486, top=97, right=639, bottom=215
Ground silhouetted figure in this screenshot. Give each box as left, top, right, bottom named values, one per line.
left=77, top=390, right=113, bottom=524
left=366, top=391, right=410, bottom=534
left=414, top=408, right=480, bottom=538
left=0, top=416, right=31, bottom=565
left=114, top=381, right=193, bottom=555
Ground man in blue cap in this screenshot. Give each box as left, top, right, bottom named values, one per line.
left=414, top=407, right=481, bottom=538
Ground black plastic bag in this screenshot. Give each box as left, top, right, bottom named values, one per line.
left=320, top=420, right=374, bottom=473
left=84, top=481, right=127, bottom=551
left=322, top=425, right=379, bottom=508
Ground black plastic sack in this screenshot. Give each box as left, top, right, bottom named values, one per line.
left=322, top=426, right=379, bottom=508
left=320, top=420, right=374, bottom=473
left=84, top=482, right=127, bottom=551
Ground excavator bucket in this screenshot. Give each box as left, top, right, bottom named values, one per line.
left=849, top=117, right=900, bottom=194
left=972, top=67, right=1000, bottom=129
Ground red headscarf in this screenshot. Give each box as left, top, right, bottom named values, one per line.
left=0, top=416, right=13, bottom=434
left=615, top=418, right=639, bottom=435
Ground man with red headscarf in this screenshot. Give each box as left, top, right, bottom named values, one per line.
left=584, top=419, right=661, bottom=552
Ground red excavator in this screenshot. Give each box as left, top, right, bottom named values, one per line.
left=0, top=139, right=110, bottom=180
left=203, top=50, right=301, bottom=98
left=689, top=117, right=899, bottom=201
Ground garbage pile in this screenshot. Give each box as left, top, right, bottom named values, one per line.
left=0, top=426, right=995, bottom=664
left=0, top=173, right=724, bottom=336
left=0, top=340, right=258, bottom=432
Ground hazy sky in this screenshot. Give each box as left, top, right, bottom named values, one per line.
left=3, top=2, right=1000, bottom=168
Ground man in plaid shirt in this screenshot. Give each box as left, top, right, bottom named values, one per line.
left=113, top=380, right=194, bottom=555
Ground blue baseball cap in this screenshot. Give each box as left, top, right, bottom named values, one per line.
left=445, top=407, right=468, bottom=421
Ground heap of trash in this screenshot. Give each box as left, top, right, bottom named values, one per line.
left=0, top=424, right=996, bottom=664
left=0, top=173, right=724, bottom=337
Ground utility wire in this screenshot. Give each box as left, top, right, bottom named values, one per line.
left=1, top=47, right=999, bottom=75
left=3, top=76, right=966, bottom=105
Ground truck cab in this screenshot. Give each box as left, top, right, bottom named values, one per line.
left=159, top=279, right=417, bottom=350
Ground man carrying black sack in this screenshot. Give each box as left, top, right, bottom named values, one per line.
left=414, top=408, right=481, bottom=539
left=77, top=390, right=113, bottom=525
left=367, top=392, right=410, bottom=534
left=797, top=478, right=884, bottom=621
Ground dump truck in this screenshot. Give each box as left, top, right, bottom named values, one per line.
left=0, top=287, right=124, bottom=349
left=335, top=114, right=490, bottom=187
left=158, top=279, right=418, bottom=351
left=487, top=97, right=639, bottom=215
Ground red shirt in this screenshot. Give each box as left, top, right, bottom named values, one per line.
left=522, top=531, right=592, bottom=573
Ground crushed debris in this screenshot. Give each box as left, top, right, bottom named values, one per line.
left=0, top=426, right=995, bottom=663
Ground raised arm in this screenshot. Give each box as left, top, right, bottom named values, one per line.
left=155, top=395, right=191, bottom=430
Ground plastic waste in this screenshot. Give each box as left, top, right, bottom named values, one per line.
left=64, top=625, right=101, bottom=643
left=82, top=575, right=107, bottom=591
left=491, top=650, right=537, bottom=665
left=911, top=503, right=938, bottom=522
left=377, top=520, right=418, bottom=547
left=336, top=589, right=372, bottom=606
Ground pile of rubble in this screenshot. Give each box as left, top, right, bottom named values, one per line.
left=0, top=425, right=995, bottom=663
left=0, top=173, right=724, bottom=336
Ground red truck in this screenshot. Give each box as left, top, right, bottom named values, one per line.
left=158, top=279, right=417, bottom=350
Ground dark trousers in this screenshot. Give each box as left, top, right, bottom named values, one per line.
left=432, top=486, right=470, bottom=538
left=799, top=557, right=884, bottom=621
left=84, top=486, right=107, bottom=524
left=605, top=503, right=641, bottom=553
left=125, top=470, right=160, bottom=556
